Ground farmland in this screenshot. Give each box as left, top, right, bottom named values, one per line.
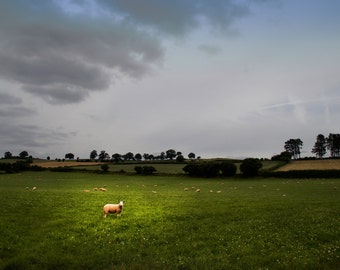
left=276, top=159, right=340, bottom=171
left=0, top=171, right=339, bottom=269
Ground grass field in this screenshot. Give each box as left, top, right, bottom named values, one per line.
left=0, top=171, right=339, bottom=269
left=277, top=159, right=340, bottom=171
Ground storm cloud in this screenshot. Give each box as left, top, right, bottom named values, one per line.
left=0, top=0, right=251, bottom=105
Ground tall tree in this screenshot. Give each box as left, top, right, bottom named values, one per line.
left=284, top=138, right=303, bottom=159
left=327, top=133, right=340, bottom=157
left=312, top=134, right=327, bottom=158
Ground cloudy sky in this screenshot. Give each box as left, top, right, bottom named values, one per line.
left=0, top=0, right=339, bottom=159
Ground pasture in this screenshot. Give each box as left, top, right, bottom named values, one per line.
left=276, top=159, right=340, bottom=171
left=0, top=171, right=339, bottom=269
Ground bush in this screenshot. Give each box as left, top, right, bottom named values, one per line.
left=183, top=161, right=237, bottom=178
left=134, top=166, right=157, bottom=175
left=101, top=164, right=109, bottom=172
left=220, top=162, right=237, bottom=177
left=240, top=158, right=263, bottom=177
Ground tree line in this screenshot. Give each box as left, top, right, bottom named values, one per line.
left=272, top=133, right=340, bottom=161
left=88, top=149, right=199, bottom=162
left=3, top=133, right=339, bottom=163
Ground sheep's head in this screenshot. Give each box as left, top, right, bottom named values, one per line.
left=119, top=201, right=124, bottom=206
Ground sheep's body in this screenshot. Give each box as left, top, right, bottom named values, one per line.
left=103, top=201, right=124, bottom=218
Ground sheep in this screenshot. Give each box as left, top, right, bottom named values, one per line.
left=32, top=187, right=37, bottom=191
left=103, top=201, right=124, bottom=218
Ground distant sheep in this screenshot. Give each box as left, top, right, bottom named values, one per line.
left=103, top=201, right=124, bottom=218
left=32, top=187, right=37, bottom=191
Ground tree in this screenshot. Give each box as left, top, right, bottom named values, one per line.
left=65, top=153, right=74, bottom=160
left=312, top=134, right=327, bottom=158
left=284, top=138, right=303, bottom=159
left=327, top=133, right=340, bottom=158
left=176, top=154, right=185, bottom=163
left=123, top=152, right=134, bottom=161
left=166, top=149, right=177, bottom=160
left=135, top=153, right=142, bottom=161
left=188, top=152, right=196, bottom=160
left=4, top=151, right=12, bottom=159
left=90, top=150, right=98, bottom=160
left=112, top=153, right=122, bottom=162
left=240, top=158, right=262, bottom=177
left=19, top=151, right=29, bottom=159
left=271, top=151, right=291, bottom=162
left=98, top=150, right=110, bottom=161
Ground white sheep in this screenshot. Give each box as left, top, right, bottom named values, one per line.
left=103, top=201, right=124, bottom=218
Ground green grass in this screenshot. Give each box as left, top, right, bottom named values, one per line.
left=0, top=171, right=339, bottom=269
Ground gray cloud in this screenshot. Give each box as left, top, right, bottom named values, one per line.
left=100, top=0, right=249, bottom=36
left=0, top=93, right=22, bottom=105
left=0, top=0, right=255, bottom=105
left=0, top=106, right=35, bottom=117
left=0, top=121, right=69, bottom=150
left=0, top=1, right=164, bottom=104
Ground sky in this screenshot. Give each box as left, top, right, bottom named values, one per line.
left=0, top=0, right=339, bottom=160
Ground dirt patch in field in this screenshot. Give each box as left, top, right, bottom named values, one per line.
left=276, top=159, right=340, bottom=171
left=33, top=161, right=104, bottom=168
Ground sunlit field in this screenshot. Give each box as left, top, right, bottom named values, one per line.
left=0, top=171, right=339, bottom=269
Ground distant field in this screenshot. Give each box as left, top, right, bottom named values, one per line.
left=33, top=160, right=283, bottom=175
left=0, top=171, right=339, bottom=269
left=276, top=159, right=340, bottom=171
left=33, top=160, right=104, bottom=168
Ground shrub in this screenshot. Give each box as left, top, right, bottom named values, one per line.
left=240, top=158, right=263, bottom=177
left=220, top=162, right=237, bottom=177
left=183, top=161, right=236, bottom=178
left=101, top=164, right=109, bottom=172
left=134, top=166, right=157, bottom=175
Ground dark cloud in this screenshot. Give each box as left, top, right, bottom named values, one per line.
left=0, top=1, right=164, bottom=104
left=0, top=0, right=260, bottom=105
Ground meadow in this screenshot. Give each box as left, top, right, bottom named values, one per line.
left=0, top=171, right=339, bottom=269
